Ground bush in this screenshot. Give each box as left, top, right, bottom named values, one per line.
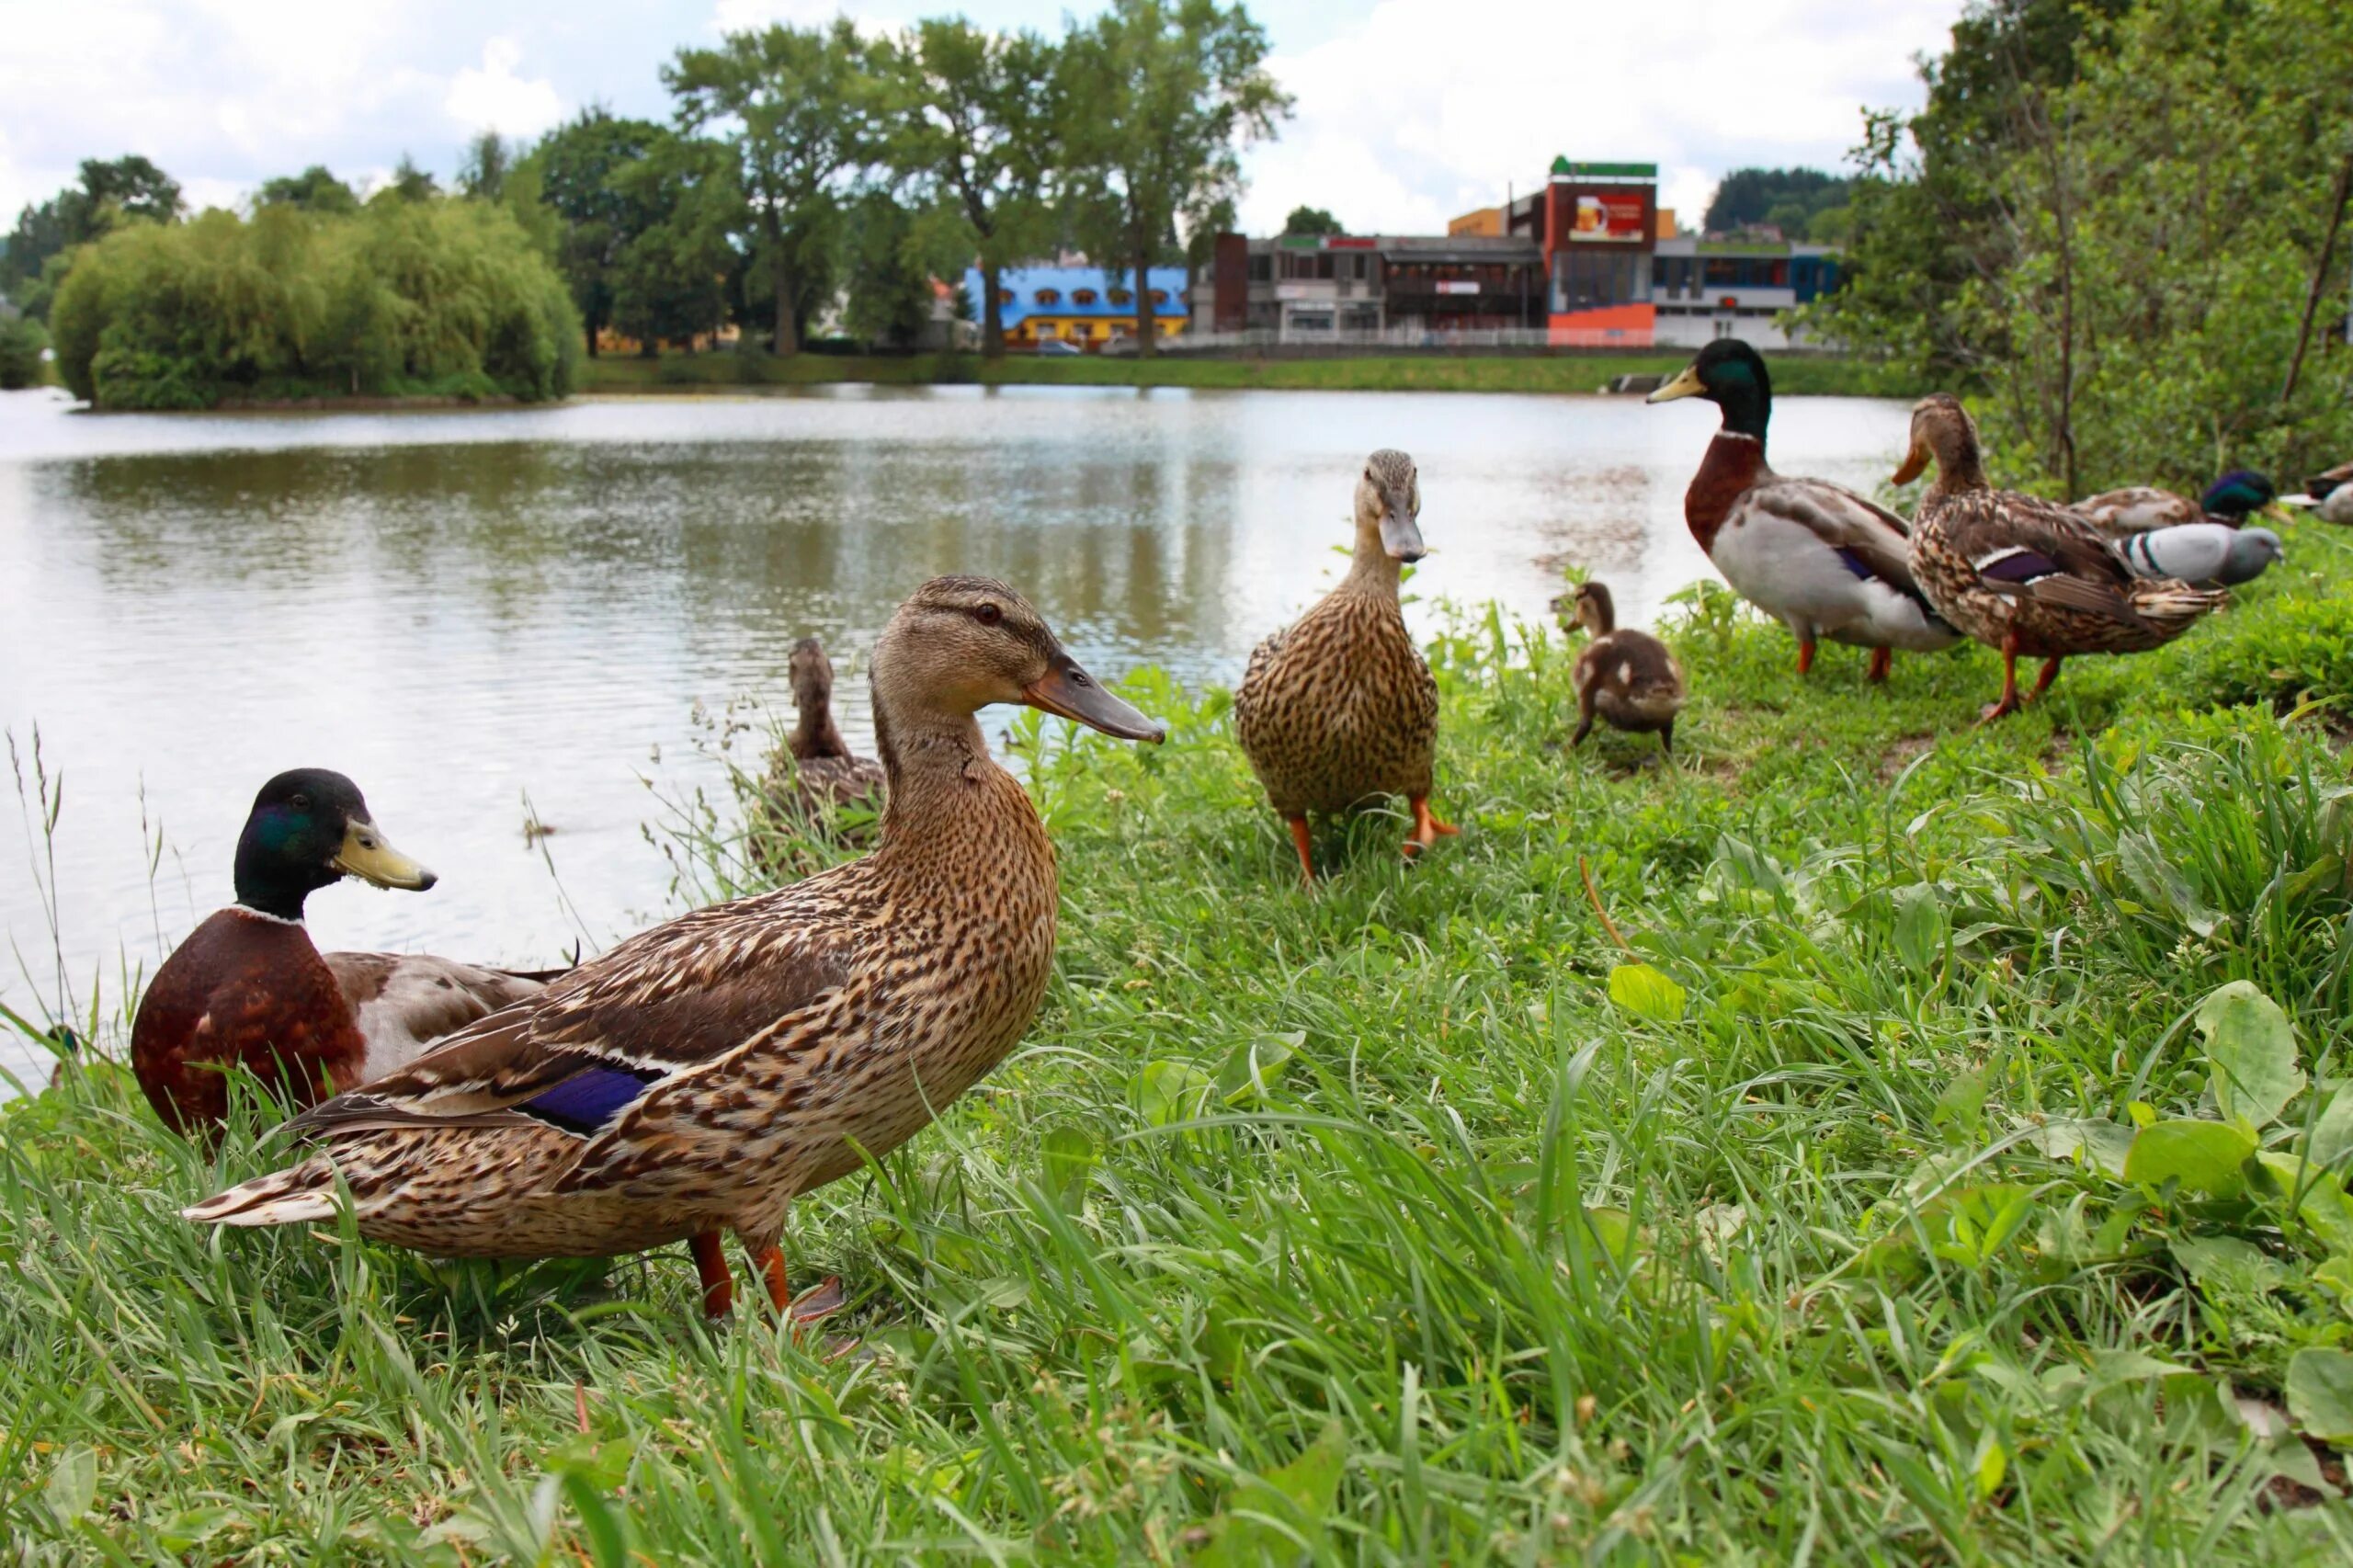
left=47, top=199, right=583, bottom=408
left=0, top=314, right=45, bottom=389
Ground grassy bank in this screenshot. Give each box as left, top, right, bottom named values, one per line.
left=581, top=348, right=1922, bottom=399
left=7, top=526, right=2353, bottom=1560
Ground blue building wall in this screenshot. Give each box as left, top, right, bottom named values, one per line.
left=961, top=265, right=1192, bottom=337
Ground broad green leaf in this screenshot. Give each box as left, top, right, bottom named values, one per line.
left=2315, top=1253, right=2353, bottom=1309
left=155, top=1508, right=237, bottom=1552
left=2307, top=1083, right=2353, bottom=1174
left=1040, top=1126, right=1097, bottom=1212
left=2197, top=981, right=2304, bottom=1129
left=45, top=1447, right=97, bottom=1526
left=1580, top=1206, right=1645, bottom=1266
left=1215, top=1031, right=1303, bottom=1106
left=2086, top=1348, right=2194, bottom=1395
left=2171, top=1235, right=2288, bottom=1295
left=2252, top=1153, right=2353, bottom=1253
left=2287, top=1348, right=2353, bottom=1444
left=1607, top=962, right=1687, bottom=1022
left=2117, top=831, right=2220, bottom=937
left=2123, top=1119, right=2256, bottom=1194
left=1193, top=1420, right=1347, bottom=1568
left=1128, top=1061, right=1211, bottom=1129
left=1892, top=882, right=1948, bottom=973
left=1972, top=1435, right=2007, bottom=1500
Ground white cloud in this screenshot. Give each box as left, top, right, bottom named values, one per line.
left=1237, top=0, right=1963, bottom=236
left=445, top=38, right=566, bottom=137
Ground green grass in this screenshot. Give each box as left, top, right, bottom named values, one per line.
left=8, top=525, right=2353, bottom=1560
left=579, top=349, right=1921, bottom=399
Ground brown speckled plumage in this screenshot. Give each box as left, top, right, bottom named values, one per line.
left=184, top=579, right=1165, bottom=1313
left=1234, top=450, right=1449, bottom=876
left=771, top=635, right=886, bottom=815
left=1554, top=582, right=1686, bottom=756
left=1897, top=395, right=2225, bottom=720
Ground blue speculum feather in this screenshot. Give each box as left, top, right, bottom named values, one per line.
left=1979, top=550, right=2061, bottom=584
left=1835, top=548, right=1875, bottom=582
left=522, top=1065, right=665, bottom=1135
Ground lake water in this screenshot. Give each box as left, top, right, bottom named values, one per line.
left=0, top=381, right=1912, bottom=1085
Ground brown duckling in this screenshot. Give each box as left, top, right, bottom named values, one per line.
left=1555, top=582, right=1687, bottom=757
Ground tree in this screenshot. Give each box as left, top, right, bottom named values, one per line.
left=379, top=155, right=440, bottom=204
left=257, top=166, right=360, bottom=215
left=608, top=132, right=742, bottom=351
left=1060, top=0, right=1290, bottom=358
left=0, top=314, right=46, bottom=389
left=528, top=109, right=669, bottom=355
left=1703, top=168, right=1849, bottom=236
left=457, top=132, right=517, bottom=201
left=3, top=156, right=184, bottom=310
left=666, top=19, right=887, bottom=358
left=1281, top=204, right=1341, bottom=236
left=884, top=18, right=1062, bottom=359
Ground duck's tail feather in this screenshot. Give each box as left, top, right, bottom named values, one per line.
left=182, top=1161, right=339, bottom=1228
left=2128, top=579, right=2229, bottom=634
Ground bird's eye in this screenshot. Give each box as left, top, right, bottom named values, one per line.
left=974, top=603, right=1003, bottom=627
left=290, top=794, right=310, bottom=810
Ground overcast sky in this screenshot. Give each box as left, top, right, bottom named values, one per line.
left=0, top=0, right=1968, bottom=238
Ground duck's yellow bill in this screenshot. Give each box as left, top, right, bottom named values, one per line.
left=333, top=820, right=438, bottom=891
left=1645, top=364, right=1706, bottom=404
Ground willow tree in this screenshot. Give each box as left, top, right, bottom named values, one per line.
left=666, top=19, right=885, bottom=358
left=1059, top=0, right=1288, bottom=358
left=884, top=18, right=1062, bottom=358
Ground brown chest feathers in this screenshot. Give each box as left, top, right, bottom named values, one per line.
left=1685, top=433, right=1768, bottom=554
left=1235, top=583, right=1438, bottom=817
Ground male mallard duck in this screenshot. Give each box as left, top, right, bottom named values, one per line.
left=1552, top=581, right=1686, bottom=757
left=1895, top=394, right=2226, bottom=722
left=1648, top=339, right=1959, bottom=682
left=774, top=636, right=885, bottom=814
left=2071, top=470, right=2282, bottom=538
left=1234, top=449, right=1452, bottom=882
left=131, top=769, right=550, bottom=1139
left=185, top=579, right=1165, bottom=1320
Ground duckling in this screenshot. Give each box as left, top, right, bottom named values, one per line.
left=1554, top=582, right=1686, bottom=757
left=185, top=580, right=1165, bottom=1322
left=131, top=769, right=551, bottom=1139
left=774, top=636, right=885, bottom=814
left=2073, top=470, right=2282, bottom=538
left=1234, top=449, right=1452, bottom=881
left=1897, top=395, right=2226, bottom=722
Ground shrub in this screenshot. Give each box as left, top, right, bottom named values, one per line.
left=0, top=314, right=45, bottom=389
left=47, top=199, right=583, bottom=408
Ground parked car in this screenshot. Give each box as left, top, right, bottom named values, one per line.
left=1036, top=338, right=1082, bottom=357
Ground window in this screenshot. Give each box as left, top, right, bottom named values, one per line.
left=1552, top=249, right=1650, bottom=312
left=1245, top=256, right=1270, bottom=283
left=1108, top=287, right=1133, bottom=304
left=996, top=290, right=1015, bottom=305
left=1149, top=289, right=1168, bottom=304
left=1034, top=288, right=1061, bottom=305
left=1072, top=289, right=1097, bottom=305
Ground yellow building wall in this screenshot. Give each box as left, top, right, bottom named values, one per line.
left=1448, top=207, right=1503, bottom=237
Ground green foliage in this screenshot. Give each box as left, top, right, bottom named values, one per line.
left=1281, top=203, right=1342, bottom=236
left=255, top=165, right=359, bottom=216
left=606, top=132, right=741, bottom=349
left=1817, top=0, right=2353, bottom=494
left=3, top=154, right=184, bottom=312
left=526, top=109, right=672, bottom=350
left=666, top=17, right=889, bottom=356
left=47, top=199, right=581, bottom=408
left=0, top=312, right=46, bottom=389
left=837, top=190, right=955, bottom=351
left=1701, top=166, right=1850, bottom=239
left=1059, top=0, right=1290, bottom=354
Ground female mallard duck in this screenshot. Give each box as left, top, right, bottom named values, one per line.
left=1648, top=339, right=1959, bottom=682
left=773, top=636, right=885, bottom=814
left=1233, top=449, right=1452, bottom=882
left=131, top=769, right=550, bottom=1138
left=2290, top=462, right=2353, bottom=526
left=1553, top=581, right=1687, bottom=757
left=185, top=579, right=1165, bottom=1320
left=2072, top=469, right=2281, bottom=538
left=1895, top=394, right=2226, bottom=722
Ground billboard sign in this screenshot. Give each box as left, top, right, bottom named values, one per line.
left=1567, top=189, right=1648, bottom=244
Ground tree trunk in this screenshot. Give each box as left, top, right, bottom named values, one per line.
left=982, top=259, right=1005, bottom=360
left=2282, top=145, right=2353, bottom=407
left=768, top=213, right=798, bottom=358
left=1132, top=246, right=1155, bottom=360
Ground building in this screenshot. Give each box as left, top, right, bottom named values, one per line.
left=1650, top=237, right=1844, bottom=347
left=961, top=265, right=1190, bottom=351
left=1193, top=231, right=1545, bottom=342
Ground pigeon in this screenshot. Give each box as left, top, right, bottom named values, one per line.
left=2115, top=523, right=2283, bottom=587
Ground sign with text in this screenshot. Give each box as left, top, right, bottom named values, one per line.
left=1436, top=280, right=1481, bottom=295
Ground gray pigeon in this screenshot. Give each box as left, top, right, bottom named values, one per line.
left=2116, top=523, right=2283, bottom=587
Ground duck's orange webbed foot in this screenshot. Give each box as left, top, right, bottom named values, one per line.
left=1404, top=797, right=1459, bottom=858
left=748, top=1241, right=846, bottom=1333
left=1866, top=646, right=1892, bottom=684
left=1796, top=638, right=1817, bottom=676
left=690, top=1231, right=733, bottom=1319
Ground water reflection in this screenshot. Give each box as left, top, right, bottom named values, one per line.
left=0, top=384, right=1912, bottom=1084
